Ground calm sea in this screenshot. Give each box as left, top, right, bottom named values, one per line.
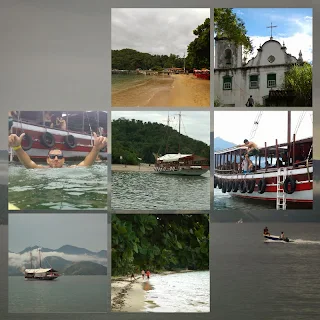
left=112, top=171, right=210, bottom=210
left=8, top=163, right=107, bottom=210
left=112, top=73, right=151, bottom=93
left=211, top=223, right=320, bottom=320
left=9, top=275, right=108, bottom=313
left=144, top=271, right=209, bottom=313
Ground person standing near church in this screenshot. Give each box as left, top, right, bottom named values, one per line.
left=246, top=95, right=254, bottom=107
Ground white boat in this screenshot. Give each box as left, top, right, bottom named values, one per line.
left=154, top=112, right=209, bottom=176
left=24, top=249, right=60, bottom=281
left=263, top=234, right=294, bottom=243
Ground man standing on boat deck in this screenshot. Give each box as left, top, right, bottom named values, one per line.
left=238, top=139, right=259, bottom=157
left=8, top=132, right=107, bottom=169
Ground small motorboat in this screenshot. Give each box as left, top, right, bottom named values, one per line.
left=263, top=234, right=294, bottom=243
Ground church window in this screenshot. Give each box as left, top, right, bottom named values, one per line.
left=249, top=75, right=259, bottom=89
left=225, top=49, right=232, bottom=65
left=223, top=76, right=232, bottom=90
left=267, top=74, right=276, bottom=88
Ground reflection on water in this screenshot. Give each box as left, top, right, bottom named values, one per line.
left=8, top=162, right=107, bottom=210
left=112, top=171, right=210, bottom=210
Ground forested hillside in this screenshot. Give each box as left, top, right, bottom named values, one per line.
left=112, top=118, right=210, bottom=165
left=112, top=214, right=209, bottom=276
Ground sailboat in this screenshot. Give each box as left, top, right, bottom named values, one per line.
left=154, top=112, right=210, bottom=176
left=24, top=249, right=60, bottom=280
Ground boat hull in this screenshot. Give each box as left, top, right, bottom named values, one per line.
left=214, top=166, right=313, bottom=205
left=264, top=234, right=293, bottom=242
left=10, top=121, right=107, bottom=160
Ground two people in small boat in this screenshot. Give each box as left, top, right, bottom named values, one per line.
left=8, top=132, right=107, bottom=169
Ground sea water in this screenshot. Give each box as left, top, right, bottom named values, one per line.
left=144, top=271, right=210, bottom=313
left=8, top=162, right=107, bottom=210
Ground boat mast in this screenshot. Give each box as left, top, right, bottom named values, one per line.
left=39, top=248, right=41, bottom=268
left=287, top=111, right=291, bottom=162
left=30, top=252, right=32, bottom=269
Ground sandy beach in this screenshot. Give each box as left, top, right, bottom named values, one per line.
left=112, top=163, right=155, bottom=172
left=112, top=74, right=210, bottom=107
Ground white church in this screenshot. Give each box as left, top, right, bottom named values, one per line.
left=214, top=27, right=304, bottom=107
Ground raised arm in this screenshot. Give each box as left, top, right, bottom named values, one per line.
left=77, top=132, right=107, bottom=167
left=8, top=133, right=45, bottom=169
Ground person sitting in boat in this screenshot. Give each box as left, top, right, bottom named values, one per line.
left=8, top=132, right=107, bottom=169
left=238, top=139, right=259, bottom=157
left=263, top=227, right=270, bottom=235
left=280, top=232, right=285, bottom=240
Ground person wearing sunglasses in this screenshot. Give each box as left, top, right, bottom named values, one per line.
left=8, top=132, right=107, bottom=169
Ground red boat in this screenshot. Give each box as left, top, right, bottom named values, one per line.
left=214, top=112, right=313, bottom=209
left=9, top=111, right=107, bottom=161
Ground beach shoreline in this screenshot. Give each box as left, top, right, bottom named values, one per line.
left=112, top=74, right=210, bottom=107
left=111, top=269, right=197, bottom=312
left=112, top=163, right=155, bottom=172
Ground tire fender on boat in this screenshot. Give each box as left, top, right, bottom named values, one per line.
left=239, top=180, right=247, bottom=193
left=226, top=180, right=233, bottom=192
left=214, top=177, right=218, bottom=188
left=232, top=180, right=239, bottom=192
left=221, top=180, right=227, bottom=193
left=218, top=179, right=222, bottom=189
left=283, top=176, right=296, bottom=194
left=40, top=132, right=55, bottom=148
left=257, top=179, right=267, bottom=194
left=64, top=134, right=76, bottom=148
left=247, top=179, right=256, bottom=193
left=20, top=133, right=33, bottom=151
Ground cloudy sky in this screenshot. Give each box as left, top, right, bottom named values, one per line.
left=112, top=111, right=210, bottom=145
left=111, top=8, right=210, bottom=56
left=214, top=111, right=313, bottom=147
left=214, top=8, right=312, bottom=65
left=9, top=214, right=108, bottom=253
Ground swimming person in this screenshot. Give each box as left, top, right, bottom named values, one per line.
left=8, top=132, right=107, bottom=169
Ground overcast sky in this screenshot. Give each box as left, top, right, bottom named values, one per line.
left=112, top=8, right=210, bottom=56
left=214, top=111, right=313, bottom=147
left=112, top=111, right=210, bottom=145
left=9, top=214, right=108, bottom=253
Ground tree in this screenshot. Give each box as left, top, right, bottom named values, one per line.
left=214, top=8, right=253, bottom=55
left=282, top=63, right=312, bottom=106
left=186, top=18, right=210, bottom=69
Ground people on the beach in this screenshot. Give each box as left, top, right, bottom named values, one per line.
left=246, top=95, right=254, bottom=107
left=8, top=132, right=107, bottom=169
left=146, top=270, right=150, bottom=279
left=263, top=227, right=270, bottom=235
left=141, top=270, right=145, bottom=279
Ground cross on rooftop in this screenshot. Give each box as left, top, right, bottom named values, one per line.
left=267, top=22, right=277, bottom=39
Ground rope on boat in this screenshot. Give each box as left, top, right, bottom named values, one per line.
left=294, top=111, right=306, bottom=135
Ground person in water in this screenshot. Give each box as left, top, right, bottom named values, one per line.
left=8, top=132, right=107, bottom=169
left=238, top=139, right=259, bottom=157
left=263, top=227, right=270, bottom=235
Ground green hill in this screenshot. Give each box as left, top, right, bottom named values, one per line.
left=112, top=118, right=210, bottom=165
left=63, top=261, right=107, bottom=275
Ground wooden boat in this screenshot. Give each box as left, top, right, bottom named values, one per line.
left=24, top=249, right=60, bottom=281
left=154, top=112, right=209, bottom=176
left=9, top=111, right=107, bottom=161
left=214, top=111, right=313, bottom=209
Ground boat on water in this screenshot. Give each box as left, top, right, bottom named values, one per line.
left=9, top=111, right=107, bottom=161
left=154, top=112, right=210, bottom=176
left=214, top=111, right=313, bottom=209
left=24, top=249, right=60, bottom=281
left=263, top=234, right=293, bottom=243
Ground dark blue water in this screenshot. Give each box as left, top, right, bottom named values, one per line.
left=211, top=222, right=320, bottom=320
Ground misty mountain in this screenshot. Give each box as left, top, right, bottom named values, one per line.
left=18, top=245, right=106, bottom=257
left=63, top=261, right=107, bottom=275
left=214, top=137, right=236, bottom=151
